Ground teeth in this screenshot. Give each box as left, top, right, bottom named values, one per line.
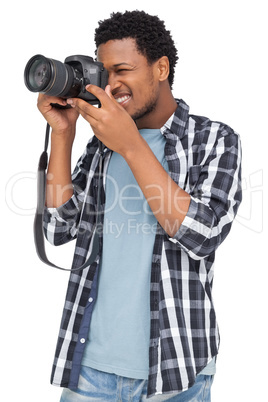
left=116, top=95, right=130, bottom=104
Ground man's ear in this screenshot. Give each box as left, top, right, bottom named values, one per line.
left=157, top=56, right=170, bottom=82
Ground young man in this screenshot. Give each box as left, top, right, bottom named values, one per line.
left=38, top=11, right=242, bottom=401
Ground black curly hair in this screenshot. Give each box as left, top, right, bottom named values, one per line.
left=94, top=10, right=178, bottom=88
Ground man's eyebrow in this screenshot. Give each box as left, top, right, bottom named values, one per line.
left=113, top=63, right=133, bottom=68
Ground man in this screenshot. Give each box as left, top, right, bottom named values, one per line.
left=38, top=11, right=242, bottom=401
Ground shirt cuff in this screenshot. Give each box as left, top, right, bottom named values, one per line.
left=169, top=197, right=214, bottom=257
left=46, top=193, right=80, bottom=222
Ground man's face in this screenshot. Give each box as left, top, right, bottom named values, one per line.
left=97, top=38, right=160, bottom=123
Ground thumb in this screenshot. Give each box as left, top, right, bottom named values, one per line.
left=105, top=85, right=113, bottom=99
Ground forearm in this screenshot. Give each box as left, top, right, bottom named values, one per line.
left=123, top=135, right=191, bottom=237
left=46, top=129, right=75, bottom=208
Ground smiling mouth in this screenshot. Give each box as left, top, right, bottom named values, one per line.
left=114, top=94, right=131, bottom=106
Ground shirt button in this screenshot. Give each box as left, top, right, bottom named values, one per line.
left=80, top=338, right=86, bottom=344
left=88, top=297, right=93, bottom=303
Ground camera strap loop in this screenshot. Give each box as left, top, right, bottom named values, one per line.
left=33, top=123, right=103, bottom=272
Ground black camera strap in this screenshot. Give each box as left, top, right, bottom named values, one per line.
left=34, top=123, right=103, bottom=272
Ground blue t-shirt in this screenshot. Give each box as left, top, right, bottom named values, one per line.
left=81, top=128, right=216, bottom=378
left=82, top=129, right=167, bottom=379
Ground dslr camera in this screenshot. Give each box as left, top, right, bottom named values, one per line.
left=24, top=54, right=108, bottom=105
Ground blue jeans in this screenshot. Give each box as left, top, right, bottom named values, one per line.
left=60, top=366, right=214, bottom=401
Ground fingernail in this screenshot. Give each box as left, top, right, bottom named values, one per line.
left=67, top=99, right=76, bottom=108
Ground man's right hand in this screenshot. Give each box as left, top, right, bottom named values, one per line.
left=37, top=94, right=80, bottom=208
left=37, top=94, right=80, bottom=139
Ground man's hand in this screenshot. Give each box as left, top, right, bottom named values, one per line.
left=37, top=94, right=79, bottom=139
left=67, top=84, right=140, bottom=157
left=37, top=94, right=80, bottom=208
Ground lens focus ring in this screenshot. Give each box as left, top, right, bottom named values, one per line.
left=44, top=59, right=74, bottom=97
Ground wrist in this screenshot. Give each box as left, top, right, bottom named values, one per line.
left=51, top=127, right=76, bottom=146
left=122, top=133, right=149, bottom=164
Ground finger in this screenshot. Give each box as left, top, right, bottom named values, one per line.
left=67, top=98, right=100, bottom=130
left=67, top=97, right=99, bottom=119
left=104, top=84, right=113, bottom=99
left=38, top=93, right=67, bottom=106
left=85, top=84, right=113, bottom=108
left=38, top=94, right=67, bottom=110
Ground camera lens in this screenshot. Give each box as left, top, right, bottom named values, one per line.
left=24, top=55, right=80, bottom=98
left=25, top=55, right=52, bottom=92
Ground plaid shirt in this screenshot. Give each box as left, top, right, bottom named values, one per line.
left=44, top=99, right=242, bottom=397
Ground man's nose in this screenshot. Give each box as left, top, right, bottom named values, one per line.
left=108, top=72, right=121, bottom=93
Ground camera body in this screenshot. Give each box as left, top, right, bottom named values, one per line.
left=24, top=54, right=109, bottom=105
left=64, top=55, right=108, bottom=104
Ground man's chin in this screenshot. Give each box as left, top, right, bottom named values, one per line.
left=131, top=106, right=156, bottom=122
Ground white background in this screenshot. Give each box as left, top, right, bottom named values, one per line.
left=1, top=0, right=267, bottom=400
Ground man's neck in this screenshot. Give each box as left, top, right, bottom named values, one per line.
left=136, top=90, right=177, bottom=130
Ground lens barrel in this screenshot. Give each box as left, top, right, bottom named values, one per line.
left=24, top=55, right=80, bottom=98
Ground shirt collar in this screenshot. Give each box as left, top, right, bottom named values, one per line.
left=161, top=99, right=189, bottom=139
